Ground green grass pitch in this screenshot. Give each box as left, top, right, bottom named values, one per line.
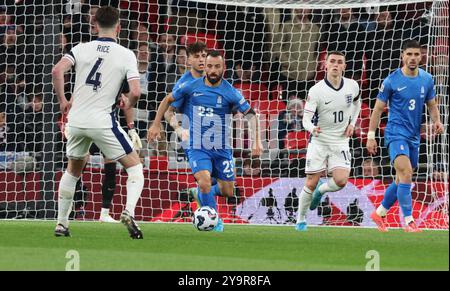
left=0, top=221, right=448, bottom=271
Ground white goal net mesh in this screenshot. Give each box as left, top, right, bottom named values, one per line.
left=0, top=0, right=448, bottom=229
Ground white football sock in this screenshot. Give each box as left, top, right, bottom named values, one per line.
left=376, top=204, right=388, bottom=217
left=296, top=186, right=313, bottom=223
left=57, top=171, right=79, bottom=227
left=318, top=178, right=342, bottom=194
left=405, top=216, right=414, bottom=225
left=125, top=163, right=144, bottom=217
left=101, top=208, right=110, bottom=217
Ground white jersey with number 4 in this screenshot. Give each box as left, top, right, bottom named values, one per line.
left=63, top=38, right=140, bottom=128
left=305, top=77, right=360, bottom=146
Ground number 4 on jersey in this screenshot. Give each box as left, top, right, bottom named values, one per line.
left=86, top=57, right=103, bottom=92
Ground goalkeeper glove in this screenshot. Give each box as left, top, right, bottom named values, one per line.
left=127, top=123, right=142, bottom=150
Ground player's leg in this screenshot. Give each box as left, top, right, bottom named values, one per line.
left=371, top=140, right=408, bottom=231
left=295, top=172, right=322, bottom=231
left=99, top=158, right=119, bottom=223
left=117, top=152, right=143, bottom=216
left=310, top=144, right=350, bottom=210
left=372, top=175, right=398, bottom=232
left=212, top=155, right=236, bottom=232
left=295, top=143, right=327, bottom=231
left=393, top=142, right=421, bottom=232
left=56, top=126, right=91, bottom=237
left=194, top=170, right=215, bottom=209
left=94, top=126, right=144, bottom=239
left=215, top=179, right=234, bottom=197
left=187, top=150, right=215, bottom=209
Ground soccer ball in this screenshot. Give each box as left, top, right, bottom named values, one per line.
left=193, top=206, right=218, bottom=231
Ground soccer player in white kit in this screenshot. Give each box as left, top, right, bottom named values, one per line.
left=52, top=6, right=144, bottom=239
left=295, top=51, right=362, bottom=231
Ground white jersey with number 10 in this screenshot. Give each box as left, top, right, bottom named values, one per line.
left=305, top=77, right=360, bottom=146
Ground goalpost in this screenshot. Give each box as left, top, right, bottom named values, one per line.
left=0, top=0, right=447, bottom=229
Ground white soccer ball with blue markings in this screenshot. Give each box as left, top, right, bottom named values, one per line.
left=193, top=206, right=218, bottom=231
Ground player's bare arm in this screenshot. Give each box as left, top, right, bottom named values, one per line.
left=51, top=57, right=73, bottom=114
left=366, top=99, right=386, bottom=155
left=244, top=107, right=263, bottom=157
left=426, top=98, right=444, bottom=135
left=147, top=93, right=175, bottom=142
left=164, top=104, right=189, bottom=142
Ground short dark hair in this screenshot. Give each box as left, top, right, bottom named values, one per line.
left=402, top=39, right=421, bottom=51
left=95, top=6, right=119, bottom=29
left=326, top=51, right=346, bottom=60
left=186, top=41, right=207, bottom=56
left=206, top=50, right=223, bottom=59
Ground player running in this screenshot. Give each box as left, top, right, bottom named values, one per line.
left=151, top=50, right=262, bottom=232
left=295, top=51, right=362, bottom=231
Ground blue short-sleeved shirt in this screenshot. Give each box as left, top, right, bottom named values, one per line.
left=172, top=77, right=251, bottom=153
left=377, top=68, right=435, bottom=147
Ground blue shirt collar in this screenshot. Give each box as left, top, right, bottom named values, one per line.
left=324, top=77, right=344, bottom=91
left=96, top=37, right=116, bottom=42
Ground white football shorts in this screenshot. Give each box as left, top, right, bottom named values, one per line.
left=305, top=142, right=351, bottom=174
left=65, top=124, right=133, bottom=161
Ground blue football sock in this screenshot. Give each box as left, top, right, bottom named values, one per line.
left=381, top=182, right=398, bottom=210
left=211, top=184, right=221, bottom=197
left=211, top=178, right=217, bottom=186
left=397, top=183, right=412, bottom=217
left=197, top=186, right=204, bottom=206
left=199, top=188, right=217, bottom=211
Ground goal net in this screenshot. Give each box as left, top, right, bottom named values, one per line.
left=0, top=0, right=448, bottom=229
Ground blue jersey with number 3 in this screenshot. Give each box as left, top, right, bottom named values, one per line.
left=172, top=77, right=250, bottom=152
left=377, top=68, right=435, bottom=147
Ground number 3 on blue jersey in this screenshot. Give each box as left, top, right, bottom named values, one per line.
left=408, top=99, right=415, bottom=110
left=86, top=57, right=103, bottom=92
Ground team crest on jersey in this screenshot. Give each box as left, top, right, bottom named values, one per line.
left=345, top=94, right=353, bottom=106
left=217, top=95, right=222, bottom=108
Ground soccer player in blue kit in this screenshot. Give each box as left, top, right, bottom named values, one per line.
left=152, top=50, right=262, bottom=232
left=366, top=40, right=444, bottom=232
left=148, top=41, right=208, bottom=143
